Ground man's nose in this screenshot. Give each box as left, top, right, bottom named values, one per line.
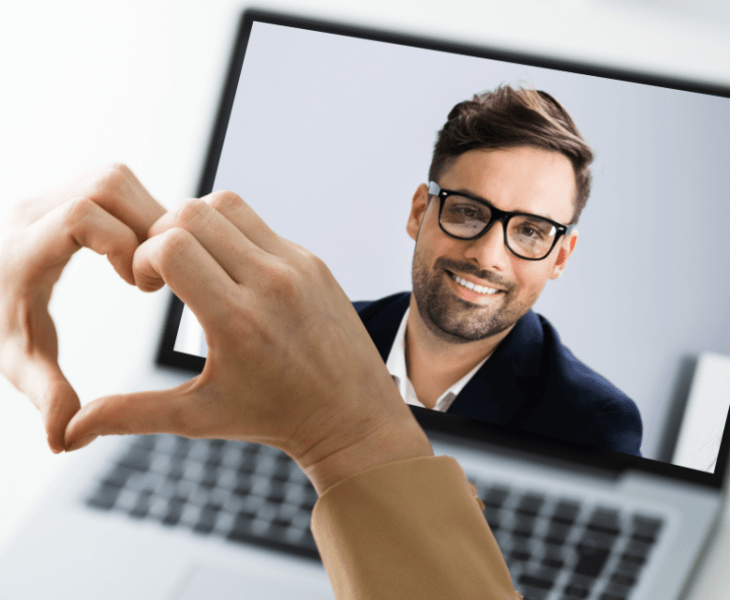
left=463, top=221, right=510, bottom=271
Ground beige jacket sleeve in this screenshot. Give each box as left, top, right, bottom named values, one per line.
left=311, top=455, right=523, bottom=600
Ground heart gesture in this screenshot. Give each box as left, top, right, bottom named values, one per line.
left=0, top=165, right=431, bottom=493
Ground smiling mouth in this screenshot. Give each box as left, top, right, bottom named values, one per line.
left=448, top=271, right=502, bottom=296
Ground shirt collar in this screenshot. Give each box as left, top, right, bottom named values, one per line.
left=385, top=307, right=491, bottom=412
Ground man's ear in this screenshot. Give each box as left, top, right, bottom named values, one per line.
left=549, top=229, right=578, bottom=280
left=406, top=183, right=430, bottom=241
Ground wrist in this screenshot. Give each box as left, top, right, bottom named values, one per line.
left=297, top=403, right=433, bottom=495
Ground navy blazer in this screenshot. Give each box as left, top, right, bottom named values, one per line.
left=355, top=292, right=642, bottom=457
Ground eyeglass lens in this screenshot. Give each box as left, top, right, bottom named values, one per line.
left=440, top=194, right=558, bottom=259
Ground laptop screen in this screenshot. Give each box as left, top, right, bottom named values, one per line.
left=158, top=11, right=730, bottom=484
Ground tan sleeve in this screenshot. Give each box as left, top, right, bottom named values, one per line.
left=311, top=455, right=523, bottom=600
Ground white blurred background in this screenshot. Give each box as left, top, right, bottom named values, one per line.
left=1, top=0, right=729, bottom=597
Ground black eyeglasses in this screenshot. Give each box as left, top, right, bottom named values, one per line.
left=428, top=181, right=575, bottom=261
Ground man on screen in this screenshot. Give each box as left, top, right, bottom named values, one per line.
left=356, top=85, right=642, bottom=456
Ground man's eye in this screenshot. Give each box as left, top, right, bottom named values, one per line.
left=513, top=220, right=553, bottom=240
left=456, top=206, right=477, bottom=217
left=518, top=225, right=541, bottom=238
left=447, top=203, right=485, bottom=220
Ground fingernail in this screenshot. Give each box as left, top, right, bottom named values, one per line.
left=65, top=435, right=97, bottom=452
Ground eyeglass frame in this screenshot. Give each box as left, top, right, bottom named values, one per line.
left=427, top=181, right=575, bottom=262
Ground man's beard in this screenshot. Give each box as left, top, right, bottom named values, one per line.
left=411, top=252, right=530, bottom=344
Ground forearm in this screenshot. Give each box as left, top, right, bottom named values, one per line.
left=312, top=455, right=522, bottom=600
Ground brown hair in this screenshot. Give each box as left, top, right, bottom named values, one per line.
left=429, top=85, right=594, bottom=224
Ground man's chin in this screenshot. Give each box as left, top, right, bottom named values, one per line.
left=423, top=305, right=511, bottom=343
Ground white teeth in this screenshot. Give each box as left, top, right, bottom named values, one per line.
left=451, top=273, right=500, bottom=295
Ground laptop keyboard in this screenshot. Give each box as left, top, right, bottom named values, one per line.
left=85, top=435, right=664, bottom=600
left=473, top=480, right=663, bottom=600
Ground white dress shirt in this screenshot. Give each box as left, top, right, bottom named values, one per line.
left=385, top=307, right=491, bottom=412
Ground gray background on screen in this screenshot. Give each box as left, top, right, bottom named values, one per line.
left=211, top=22, right=730, bottom=461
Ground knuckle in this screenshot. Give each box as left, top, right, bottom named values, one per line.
left=86, top=163, right=133, bottom=214
left=158, top=227, right=193, bottom=265
left=174, top=197, right=209, bottom=228
left=208, top=190, right=244, bottom=213
left=310, top=253, right=333, bottom=280
left=63, top=196, right=96, bottom=229
left=94, top=163, right=130, bottom=194
left=293, top=245, right=331, bottom=280
left=264, top=260, right=298, bottom=297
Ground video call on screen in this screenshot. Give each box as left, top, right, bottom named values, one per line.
left=173, top=21, right=730, bottom=472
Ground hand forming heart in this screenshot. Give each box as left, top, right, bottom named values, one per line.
left=0, top=165, right=431, bottom=494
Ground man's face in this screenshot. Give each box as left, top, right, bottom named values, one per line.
left=407, top=147, right=579, bottom=344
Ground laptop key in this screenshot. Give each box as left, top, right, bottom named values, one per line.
left=587, top=508, right=621, bottom=536
left=631, top=514, right=663, bottom=544
left=621, top=540, right=652, bottom=565
left=117, top=449, right=152, bottom=472
left=101, top=465, right=135, bottom=489
left=574, top=542, right=610, bottom=578
left=509, top=538, right=531, bottom=562
left=162, top=497, right=186, bottom=526
left=513, top=514, right=536, bottom=538
left=200, top=467, right=219, bottom=489
left=483, top=485, right=510, bottom=508
left=483, top=506, right=502, bottom=531
left=516, top=493, right=544, bottom=516
left=520, top=587, right=549, bottom=600
left=563, top=575, right=594, bottom=598
left=610, top=571, right=636, bottom=587
left=545, top=521, right=571, bottom=545
left=194, top=506, right=220, bottom=534
left=129, top=490, right=152, bottom=519
left=542, top=542, right=567, bottom=569
left=518, top=567, right=558, bottom=590
left=552, top=500, right=581, bottom=525
left=599, top=585, right=630, bottom=600
left=87, top=483, right=121, bottom=510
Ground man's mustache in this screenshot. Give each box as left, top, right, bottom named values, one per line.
left=435, top=257, right=513, bottom=291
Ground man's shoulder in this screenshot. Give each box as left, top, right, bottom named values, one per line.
left=528, top=313, right=642, bottom=455
left=532, top=313, right=628, bottom=402
left=353, top=292, right=411, bottom=362
left=354, top=292, right=411, bottom=323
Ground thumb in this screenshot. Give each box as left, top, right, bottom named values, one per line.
left=15, top=359, right=81, bottom=454
left=64, top=377, right=202, bottom=452
left=42, top=378, right=81, bottom=454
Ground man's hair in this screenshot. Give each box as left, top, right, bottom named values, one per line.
left=429, top=85, right=594, bottom=224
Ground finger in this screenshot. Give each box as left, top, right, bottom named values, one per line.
left=150, top=196, right=277, bottom=284
left=65, top=388, right=186, bottom=448
left=12, top=164, right=166, bottom=241
left=204, top=190, right=286, bottom=254
left=17, top=357, right=81, bottom=453
left=131, top=227, right=241, bottom=329
left=64, top=379, right=217, bottom=449
left=150, top=191, right=286, bottom=257
left=27, top=196, right=139, bottom=285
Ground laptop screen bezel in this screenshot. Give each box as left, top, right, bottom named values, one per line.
left=156, top=9, right=730, bottom=490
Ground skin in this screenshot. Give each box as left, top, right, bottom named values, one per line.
left=0, top=165, right=432, bottom=494
left=405, top=147, right=579, bottom=408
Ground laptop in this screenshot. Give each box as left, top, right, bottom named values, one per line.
left=1, top=10, right=729, bottom=600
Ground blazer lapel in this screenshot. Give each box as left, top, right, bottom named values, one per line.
left=448, top=311, right=546, bottom=427
left=357, top=292, right=411, bottom=362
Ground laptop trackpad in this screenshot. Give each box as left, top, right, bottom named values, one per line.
left=174, top=563, right=334, bottom=600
